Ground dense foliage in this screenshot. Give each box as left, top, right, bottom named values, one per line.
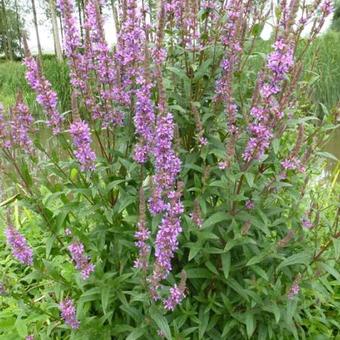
left=0, top=0, right=339, bottom=339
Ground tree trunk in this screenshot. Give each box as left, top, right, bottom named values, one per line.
left=14, top=0, right=23, bottom=58
left=49, top=0, right=63, bottom=61
left=1, top=0, right=14, bottom=60
left=31, top=0, right=43, bottom=57
left=59, top=15, right=64, bottom=48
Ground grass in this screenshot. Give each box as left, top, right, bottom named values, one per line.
left=0, top=56, right=71, bottom=113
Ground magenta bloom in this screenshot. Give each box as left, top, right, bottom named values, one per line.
left=115, top=0, right=145, bottom=104
left=134, top=221, right=151, bottom=270
left=163, top=284, right=185, bottom=311
left=149, top=114, right=181, bottom=214
left=243, top=34, right=294, bottom=163
left=133, top=74, right=155, bottom=164
left=68, top=241, right=95, bottom=279
left=5, top=225, right=33, bottom=266
left=301, top=217, right=313, bottom=230
left=24, top=56, right=63, bottom=134
left=245, top=200, right=255, bottom=210
left=59, top=298, right=80, bottom=329
left=84, top=0, right=124, bottom=126
left=149, top=188, right=183, bottom=300
left=57, top=0, right=88, bottom=92
left=288, top=282, right=300, bottom=299
left=69, top=120, right=96, bottom=171
left=10, top=98, right=34, bottom=153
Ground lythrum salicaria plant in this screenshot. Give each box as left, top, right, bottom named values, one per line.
left=0, top=0, right=339, bottom=339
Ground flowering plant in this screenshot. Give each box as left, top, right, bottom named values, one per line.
left=0, top=0, right=339, bottom=339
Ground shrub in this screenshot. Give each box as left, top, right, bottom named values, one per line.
left=0, top=0, right=339, bottom=339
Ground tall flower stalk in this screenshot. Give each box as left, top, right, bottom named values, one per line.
left=5, top=225, right=33, bottom=266
left=69, top=120, right=96, bottom=171
left=23, top=37, right=63, bottom=134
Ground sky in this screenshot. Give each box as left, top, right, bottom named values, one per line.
left=26, top=2, right=333, bottom=55
left=26, top=4, right=116, bottom=54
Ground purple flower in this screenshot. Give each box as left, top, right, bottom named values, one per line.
left=84, top=0, right=124, bottom=126
left=215, top=0, right=243, bottom=134
left=288, top=282, right=300, bottom=299
left=134, top=188, right=151, bottom=270
left=149, top=187, right=183, bottom=300
left=134, top=222, right=151, bottom=270
left=59, top=298, right=80, bottom=329
left=133, top=68, right=155, bottom=164
left=68, top=241, right=95, bottom=280
left=24, top=56, right=63, bottom=134
left=321, top=0, right=333, bottom=16
left=243, top=31, right=294, bottom=163
left=245, top=200, right=255, bottom=210
left=57, top=0, right=100, bottom=119
left=69, top=120, right=96, bottom=171
left=5, top=225, right=33, bottom=266
left=149, top=113, right=181, bottom=215
left=115, top=0, right=145, bottom=104
left=57, top=0, right=86, bottom=91
left=10, top=96, right=34, bottom=153
left=301, top=217, right=313, bottom=230
left=26, top=336, right=34, bottom=340
left=163, top=284, right=185, bottom=311
left=281, top=157, right=305, bottom=173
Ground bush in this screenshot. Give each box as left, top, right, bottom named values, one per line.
left=0, top=0, right=339, bottom=339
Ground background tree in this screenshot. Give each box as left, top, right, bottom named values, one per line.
left=0, top=0, right=24, bottom=60
left=47, top=0, right=62, bottom=61
left=331, top=0, right=340, bottom=31
left=30, top=0, right=42, bottom=58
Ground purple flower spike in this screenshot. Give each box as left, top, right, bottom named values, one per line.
left=10, top=96, right=34, bottom=153
left=5, top=225, right=33, bottom=266
left=24, top=56, right=63, bottom=134
left=288, top=282, right=300, bottom=299
left=163, top=284, right=185, bottom=311
left=301, top=217, right=313, bottom=230
left=69, top=120, right=96, bottom=171
left=68, top=241, right=95, bottom=280
left=245, top=200, right=255, bottom=210
left=59, top=298, right=80, bottom=329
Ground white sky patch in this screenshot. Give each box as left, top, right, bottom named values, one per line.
left=25, top=3, right=333, bottom=54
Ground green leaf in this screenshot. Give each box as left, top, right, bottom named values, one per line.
left=333, top=238, right=340, bottom=260
left=149, top=307, right=172, bottom=340
left=202, top=212, right=229, bottom=229
left=185, top=268, right=212, bottom=279
left=277, top=251, right=312, bottom=272
left=101, top=285, right=111, bottom=313
left=221, top=252, right=231, bottom=279
left=15, top=318, right=27, bottom=337
left=226, top=278, right=249, bottom=302
left=316, top=151, right=338, bottom=162
left=205, top=261, right=218, bottom=275
left=244, top=173, right=255, bottom=187
left=188, top=245, right=201, bottom=261
left=245, top=312, right=256, bottom=338
left=319, top=262, right=340, bottom=281
left=126, top=328, right=146, bottom=340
